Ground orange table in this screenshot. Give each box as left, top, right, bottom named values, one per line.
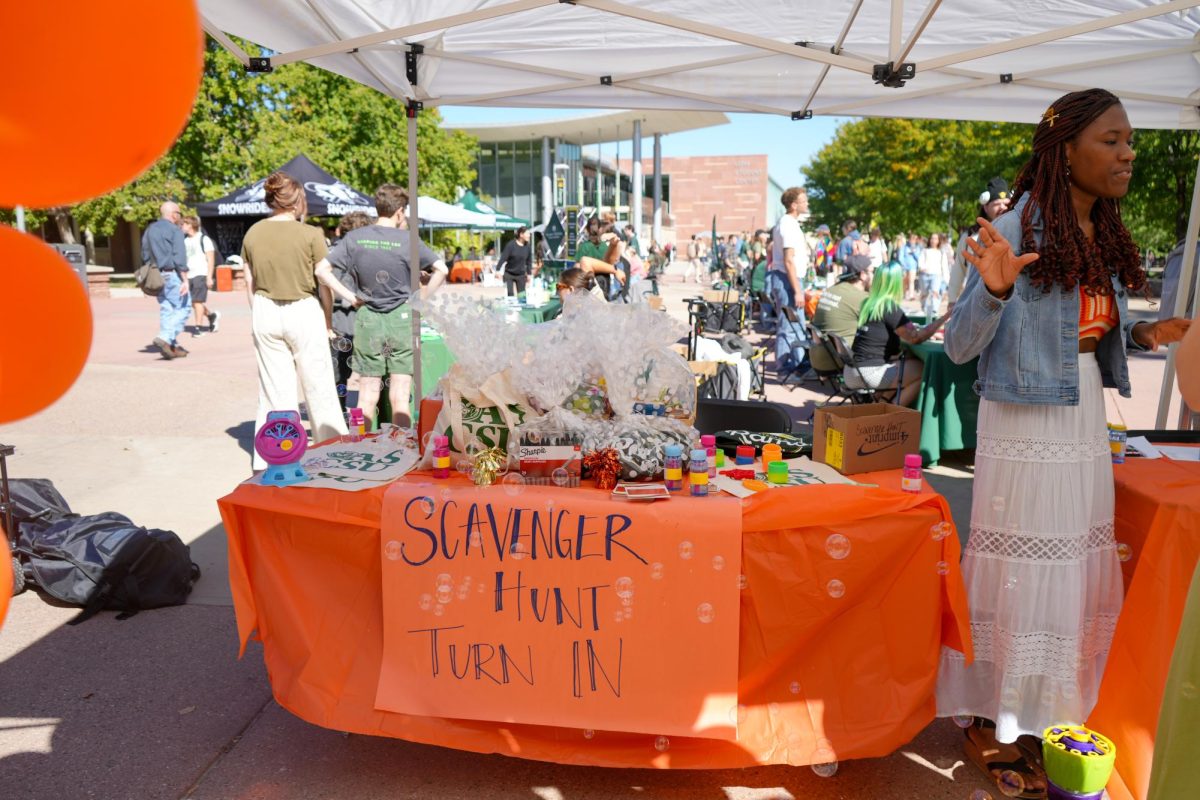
left=449, top=260, right=483, bottom=284
left=218, top=471, right=971, bottom=768
left=1089, top=455, right=1200, bottom=800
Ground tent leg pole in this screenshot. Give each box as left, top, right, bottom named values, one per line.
left=407, top=106, right=423, bottom=426
left=1154, top=152, right=1200, bottom=429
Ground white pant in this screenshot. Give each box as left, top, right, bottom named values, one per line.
left=251, top=294, right=348, bottom=469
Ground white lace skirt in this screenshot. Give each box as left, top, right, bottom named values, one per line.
left=936, top=354, right=1123, bottom=743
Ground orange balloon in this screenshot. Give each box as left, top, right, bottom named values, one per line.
left=0, top=1, right=203, bottom=207
left=0, top=227, right=93, bottom=422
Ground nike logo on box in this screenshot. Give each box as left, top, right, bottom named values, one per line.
left=857, top=440, right=899, bottom=457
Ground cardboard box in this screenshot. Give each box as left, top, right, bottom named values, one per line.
left=812, top=403, right=921, bottom=475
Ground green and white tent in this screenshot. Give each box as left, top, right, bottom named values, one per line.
left=455, top=191, right=528, bottom=231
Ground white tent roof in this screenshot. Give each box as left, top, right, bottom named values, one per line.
left=199, top=0, right=1200, bottom=129
left=410, top=196, right=494, bottom=228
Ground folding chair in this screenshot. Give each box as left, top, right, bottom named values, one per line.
left=828, top=334, right=905, bottom=404
left=773, top=306, right=811, bottom=387
left=805, top=325, right=856, bottom=402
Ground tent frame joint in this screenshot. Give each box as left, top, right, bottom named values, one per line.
left=406, top=42, right=424, bottom=86
left=406, top=99, right=423, bottom=117
left=1000, top=73, right=1013, bottom=83
left=247, top=56, right=273, bottom=73
left=872, top=61, right=915, bottom=87
left=791, top=109, right=814, bottom=120
left=600, top=75, right=613, bottom=86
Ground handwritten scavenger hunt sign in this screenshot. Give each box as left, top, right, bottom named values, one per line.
left=377, top=481, right=742, bottom=739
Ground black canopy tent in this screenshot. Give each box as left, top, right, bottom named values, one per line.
left=196, top=154, right=376, bottom=258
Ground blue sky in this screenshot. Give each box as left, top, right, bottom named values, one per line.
left=439, top=106, right=848, bottom=186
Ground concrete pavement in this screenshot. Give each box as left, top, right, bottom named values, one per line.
left=1, top=272, right=1176, bottom=799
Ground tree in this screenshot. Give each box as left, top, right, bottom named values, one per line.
left=802, top=118, right=1200, bottom=256
left=1, top=36, right=477, bottom=245
left=802, top=118, right=1032, bottom=239
left=1121, top=129, right=1199, bottom=253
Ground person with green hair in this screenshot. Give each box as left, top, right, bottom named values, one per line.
left=845, top=263, right=947, bottom=406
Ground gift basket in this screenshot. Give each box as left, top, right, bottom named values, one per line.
left=414, top=291, right=699, bottom=487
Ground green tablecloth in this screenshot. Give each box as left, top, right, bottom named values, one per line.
left=516, top=297, right=562, bottom=324
left=907, top=340, right=980, bottom=466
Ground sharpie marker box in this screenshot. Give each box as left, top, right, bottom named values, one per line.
left=812, top=403, right=921, bottom=475
left=518, top=431, right=583, bottom=487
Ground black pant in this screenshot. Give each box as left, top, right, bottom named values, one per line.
left=504, top=273, right=527, bottom=296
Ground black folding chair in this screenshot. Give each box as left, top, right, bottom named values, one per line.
left=828, top=334, right=904, bottom=404
left=806, top=325, right=859, bottom=404
left=694, top=399, right=794, bottom=435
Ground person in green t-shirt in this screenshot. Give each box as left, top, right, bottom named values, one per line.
left=809, top=254, right=873, bottom=372
left=573, top=217, right=626, bottom=300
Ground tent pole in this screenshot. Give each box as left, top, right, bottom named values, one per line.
left=1154, top=151, right=1200, bottom=429
left=632, top=120, right=643, bottom=243
left=407, top=104, right=423, bottom=425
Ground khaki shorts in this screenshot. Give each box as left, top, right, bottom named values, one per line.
left=351, top=304, right=414, bottom=377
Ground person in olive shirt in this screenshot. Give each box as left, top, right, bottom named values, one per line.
left=810, top=254, right=873, bottom=372
left=240, top=172, right=348, bottom=469
left=315, top=183, right=448, bottom=429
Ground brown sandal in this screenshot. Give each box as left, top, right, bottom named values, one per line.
left=963, top=720, right=1048, bottom=800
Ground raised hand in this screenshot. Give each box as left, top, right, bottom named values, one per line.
left=963, top=217, right=1039, bottom=297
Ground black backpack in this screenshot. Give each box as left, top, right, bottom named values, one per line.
left=10, top=479, right=199, bottom=623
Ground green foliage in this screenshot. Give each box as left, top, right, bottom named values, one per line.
left=1121, top=129, right=1199, bottom=252
left=8, top=36, right=477, bottom=237
left=803, top=118, right=1199, bottom=254
left=802, top=118, right=1032, bottom=239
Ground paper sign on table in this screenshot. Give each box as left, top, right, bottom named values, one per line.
left=1157, top=445, right=1200, bottom=462
left=713, top=457, right=868, bottom=498
left=377, top=480, right=742, bottom=740
left=1126, top=436, right=1161, bottom=459
left=241, top=436, right=420, bottom=491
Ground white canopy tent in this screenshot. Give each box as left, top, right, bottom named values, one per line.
left=198, top=0, right=1200, bottom=424
left=410, top=195, right=495, bottom=228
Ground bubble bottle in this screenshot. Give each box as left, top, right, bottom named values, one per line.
left=432, top=435, right=451, bottom=479
left=347, top=408, right=366, bottom=443
left=700, top=434, right=717, bottom=478
left=689, top=449, right=709, bottom=497
left=901, top=453, right=923, bottom=493
left=663, top=443, right=684, bottom=492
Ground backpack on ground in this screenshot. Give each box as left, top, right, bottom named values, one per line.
left=14, top=494, right=200, bottom=623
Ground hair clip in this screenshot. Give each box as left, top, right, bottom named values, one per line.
left=1042, top=106, right=1059, bottom=127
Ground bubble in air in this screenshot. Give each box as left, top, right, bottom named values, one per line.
left=697, top=602, right=715, bottom=623
left=826, top=579, right=845, bottom=599
left=971, top=791, right=995, bottom=800
left=433, top=604, right=445, bottom=617
left=1116, top=543, right=1132, bottom=562
left=825, top=533, right=851, bottom=560
left=650, top=562, right=664, bottom=580
left=738, top=574, right=749, bottom=590
left=511, top=542, right=528, bottom=560
left=436, top=587, right=452, bottom=604
left=654, top=735, right=670, bottom=752
left=464, top=438, right=484, bottom=459
left=418, top=496, right=434, bottom=516
left=679, top=541, right=694, bottom=560
left=952, top=715, right=974, bottom=728
left=551, top=467, right=570, bottom=486
left=456, top=460, right=472, bottom=475
left=936, top=560, right=950, bottom=576
left=789, top=681, right=801, bottom=695
left=997, top=770, right=1025, bottom=797
left=384, top=541, right=402, bottom=560
left=614, top=577, right=634, bottom=599
left=418, top=593, right=432, bottom=611
left=930, top=522, right=951, bottom=541
left=1003, top=575, right=1019, bottom=591
left=502, top=473, right=525, bottom=496
left=583, top=729, right=595, bottom=740
left=421, top=431, right=435, bottom=450
left=1000, top=688, right=1021, bottom=707
left=336, top=383, right=347, bottom=398
left=991, top=496, right=1006, bottom=512
left=623, top=607, right=632, bottom=619
left=436, top=573, right=452, bottom=588
left=728, top=704, right=748, bottom=725
left=711, top=555, right=725, bottom=571
left=811, top=760, right=838, bottom=778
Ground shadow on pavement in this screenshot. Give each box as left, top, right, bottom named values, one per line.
left=225, top=421, right=256, bottom=458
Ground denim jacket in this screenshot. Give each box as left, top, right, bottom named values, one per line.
left=945, top=194, right=1145, bottom=404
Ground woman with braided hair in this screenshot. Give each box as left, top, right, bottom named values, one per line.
left=936, top=89, right=1191, bottom=798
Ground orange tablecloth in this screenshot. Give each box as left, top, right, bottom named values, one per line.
left=1090, top=456, right=1200, bottom=800
left=449, top=260, right=483, bottom=284
left=217, top=471, right=971, bottom=768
